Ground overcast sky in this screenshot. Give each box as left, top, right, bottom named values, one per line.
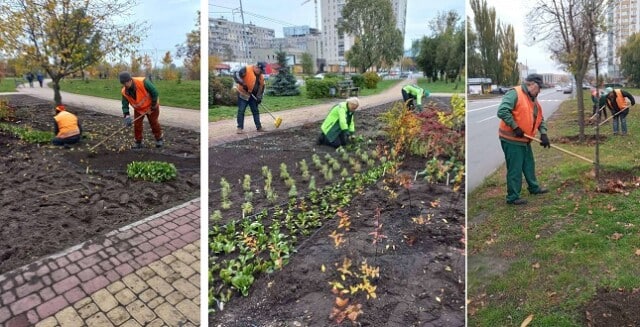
left=135, top=0, right=200, bottom=64
left=466, top=0, right=566, bottom=74
left=210, top=0, right=465, bottom=50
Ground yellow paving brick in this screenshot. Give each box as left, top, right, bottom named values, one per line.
left=55, top=307, right=83, bottom=327
left=107, top=306, right=131, bottom=325
left=169, top=260, right=196, bottom=279
left=122, top=273, right=149, bottom=294
left=146, top=318, right=168, bottom=327
left=161, top=254, right=177, bottom=265
left=115, top=288, right=137, bottom=306
left=182, top=243, right=197, bottom=254
left=77, top=302, right=99, bottom=319
left=172, top=278, right=199, bottom=299
left=188, top=274, right=199, bottom=288
left=135, top=266, right=156, bottom=281
left=139, top=288, right=158, bottom=303
left=106, top=281, right=126, bottom=294
left=126, top=299, right=156, bottom=325
left=172, top=249, right=197, bottom=265
left=92, top=289, right=118, bottom=312
left=176, top=298, right=200, bottom=324
left=193, top=296, right=200, bottom=306
left=147, top=276, right=174, bottom=296
left=148, top=260, right=176, bottom=279
left=34, top=316, right=58, bottom=327
left=120, top=319, right=143, bottom=327
left=189, top=261, right=199, bottom=272
left=73, top=297, right=92, bottom=310
left=166, top=290, right=185, bottom=305
left=147, top=296, right=165, bottom=310
left=86, top=311, right=114, bottom=326
left=155, top=302, right=189, bottom=326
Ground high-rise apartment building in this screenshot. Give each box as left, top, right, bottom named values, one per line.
left=607, top=0, right=640, bottom=80
left=209, top=17, right=275, bottom=63
left=320, top=0, right=407, bottom=69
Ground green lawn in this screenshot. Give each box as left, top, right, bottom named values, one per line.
left=0, top=78, right=20, bottom=92
left=417, top=77, right=466, bottom=93
left=58, top=79, right=200, bottom=109
left=468, top=92, right=640, bottom=326
left=209, top=79, right=402, bottom=122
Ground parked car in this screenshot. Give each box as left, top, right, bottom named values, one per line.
left=313, top=73, right=325, bottom=79
left=490, top=86, right=512, bottom=94
left=563, top=85, right=573, bottom=94
left=555, top=85, right=563, bottom=91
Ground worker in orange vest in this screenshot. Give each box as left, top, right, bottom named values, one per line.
left=51, top=104, right=81, bottom=147
left=602, top=86, right=635, bottom=135
left=497, top=74, right=550, bottom=205
left=119, top=71, right=163, bottom=148
left=233, top=62, right=267, bottom=133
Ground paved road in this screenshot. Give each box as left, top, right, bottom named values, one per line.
left=467, top=89, right=571, bottom=191
left=14, top=80, right=199, bottom=132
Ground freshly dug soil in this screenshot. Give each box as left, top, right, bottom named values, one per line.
left=584, top=288, right=640, bottom=326
left=209, top=99, right=465, bottom=326
left=0, top=94, right=200, bottom=274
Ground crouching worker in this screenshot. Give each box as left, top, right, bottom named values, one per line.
left=52, top=105, right=81, bottom=147
left=401, top=84, right=430, bottom=112
left=318, top=97, right=359, bottom=148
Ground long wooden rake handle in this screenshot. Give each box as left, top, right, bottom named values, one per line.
left=588, top=105, right=606, bottom=121
left=595, top=106, right=629, bottom=127
left=89, top=114, right=146, bottom=152
left=525, top=134, right=594, bottom=164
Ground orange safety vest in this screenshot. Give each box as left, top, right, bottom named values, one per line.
left=498, top=85, right=544, bottom=143
left=235, top=65, right=264, bottom=99
left=121, top=77, right=156, bottom=114
left=606, top=89, right=628, bottom=110
left=54, top=111, right=80, bottom=138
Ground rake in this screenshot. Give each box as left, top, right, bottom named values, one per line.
left=88, top=114, right=146, bottom=153
left=525, top=134, right=594, bottom=164
left=251, top=94, right=282, bottom=128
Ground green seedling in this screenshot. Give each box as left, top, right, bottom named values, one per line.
left=280, top=163, right=290, bottom=180
left=242, top=174, right=251, bottom=192
left=220, top=177, right=232, bottom=210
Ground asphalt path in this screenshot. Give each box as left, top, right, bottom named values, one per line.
left=467, top=89, right=572, bottom=191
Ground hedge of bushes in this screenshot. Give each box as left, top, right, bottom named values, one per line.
left=210, top=74, right=237, bottom=106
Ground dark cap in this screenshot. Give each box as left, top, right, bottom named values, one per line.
left=118, top=71, right=132, bottom=84
left=256, top=62, right=267, bottom=72
left=525, top=74, right=543, bottom=87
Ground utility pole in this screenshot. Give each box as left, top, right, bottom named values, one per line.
left=239, top=0, right=249, bottom=63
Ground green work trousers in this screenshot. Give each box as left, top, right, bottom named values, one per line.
left=500, top=139, right=541, bottom=202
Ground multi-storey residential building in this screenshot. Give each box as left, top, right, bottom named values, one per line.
left=209, top=17, right=275, bottom=63
left=607, top=0, right=640, bottom=80
left=320, top=0, right=407, bottom=70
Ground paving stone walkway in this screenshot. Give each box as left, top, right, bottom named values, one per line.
left=0, top=199, right=200, bottom=327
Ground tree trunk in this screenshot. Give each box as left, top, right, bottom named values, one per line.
left=52, top=77, right=62, bottom=105
left=574, top=74, right=585, bottom=141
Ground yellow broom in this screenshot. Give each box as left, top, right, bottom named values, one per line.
left=251, top=94, right=282, bottom=128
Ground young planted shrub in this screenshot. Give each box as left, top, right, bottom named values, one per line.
left=126, top=161, right=177, bottom=183
left=220, top=177, right=232, bottom=210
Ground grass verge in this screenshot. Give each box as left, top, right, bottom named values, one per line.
left=417, top=77, right=466, bottom=93
left=58, top=79, right=200, bottom=109
left=0, top=78, right=20, bottom=92
left=209, top=79, right=402, bottom=122
left=468, top=93, right=640, bottom=326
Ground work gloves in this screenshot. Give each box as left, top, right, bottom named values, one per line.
left=124, top=115, right=132, bottom=127
left=540, top=134, right=551, bottom=148
left=415, top=104, right=423, bottom=112
left=256, top=96, right=262, bottom=105
left=241, top=83, right=249, bottom=92
left=513, top=127, right=525, bottom=138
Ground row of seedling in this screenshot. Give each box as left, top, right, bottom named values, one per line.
left=210, top=150, right=398, bottom=314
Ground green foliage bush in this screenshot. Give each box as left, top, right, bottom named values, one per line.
left=304, top=78, right=340, bottom=98
left=126, top=161, right=177, bottom=183
left=350, top=74, right=365, bottom=88
left=363, top=71, right=381, bottom=89
left=210, top=74, right=237, bottom=106
left=0, top=123, right=52, bottom=143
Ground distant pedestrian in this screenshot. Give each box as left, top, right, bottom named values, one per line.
left=51, top=105, right=82, bottom=147
left=36, top=72, right=44, bottom=88
left=233, top=61, right=267, bottom=133
left=26, top=72, right=34, bottom=87
left=119, top=71, right=164, bottom=148
left=601, top=86, right=635, bottom=135
left=317, top=97, right=360, bottom=148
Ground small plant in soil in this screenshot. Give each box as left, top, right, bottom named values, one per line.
left=126, top=161, right=177, bottom=183
left=284, top=177, right=296, bottom=188
left=288, top=184, right=298, bottom=198
left=312, top=153, right=322, bottom=169
left=369, top=208, right=387, bottom=260
left=211, top=210, right=223, bottom=223
left=308, top=175, right=316, bottom=191
left=241, top=201, right=253, bottom=217
left=279, top=163, right=290, bottom=180
left=340, top=167, right=349, bottom=178
left=299, top=159, right=310, bottom=181
left=220, top=177, right=232, bottom=210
